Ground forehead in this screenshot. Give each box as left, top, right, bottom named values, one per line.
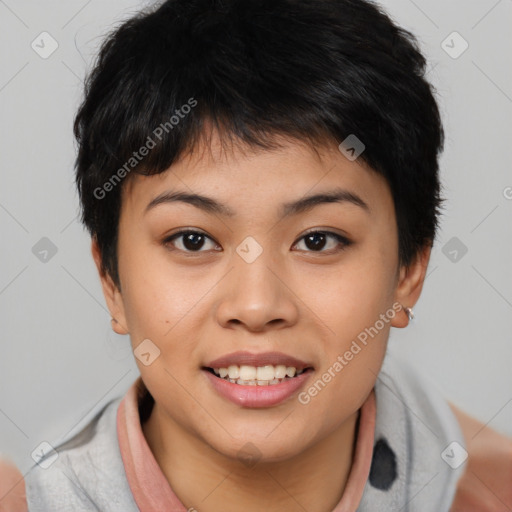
left=121, top=129, right=394, bottom=220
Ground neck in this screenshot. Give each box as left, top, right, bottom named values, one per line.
left=142, top=404, right=360, bottom=512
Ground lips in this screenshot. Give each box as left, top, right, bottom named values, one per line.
left=204, top=351, right=313, bottom=372
left=203, top=366, right=314, bottom=407
left=202, top=351, right=314, bottom=407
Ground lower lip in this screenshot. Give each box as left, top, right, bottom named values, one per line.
left=202, top=369, right=313, bottom=408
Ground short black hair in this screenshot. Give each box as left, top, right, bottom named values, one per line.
left=74, top=0, right=444, bottom=289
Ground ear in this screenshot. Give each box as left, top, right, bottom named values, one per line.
left=91, top=238, right=129, bottom=335
left=391, top=245, right=432, bottom=328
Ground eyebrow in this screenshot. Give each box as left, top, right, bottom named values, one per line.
left=144, top=187, right=370, bottom=218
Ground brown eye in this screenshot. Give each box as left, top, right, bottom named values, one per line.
left=293, top=231, right=352, bottom=253
left=164, top=230, right=219, bottom=253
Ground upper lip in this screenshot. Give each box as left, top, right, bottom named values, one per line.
left=204, top=351, right=313, bottom=371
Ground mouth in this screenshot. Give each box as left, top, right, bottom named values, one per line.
left=202, top=350, right=315, bottom=407
left=202, top=364, right=315, bottom=386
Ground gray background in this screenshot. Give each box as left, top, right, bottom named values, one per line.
left=1, top=0, right=511, bottom=475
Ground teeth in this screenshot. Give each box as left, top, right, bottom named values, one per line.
left=286, top=366, right=296, bottom=378
left=256, top=365, right=274, bottom=381
left=211, top=364, right=307, bottom=385
left=274, top=365, right=287, bottom=379
left=239, top=365, right=257, bottom=380
left=228, top=365, right=240, bottom=379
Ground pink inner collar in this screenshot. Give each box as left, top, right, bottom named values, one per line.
left=117, top=378, right=376, bottom=511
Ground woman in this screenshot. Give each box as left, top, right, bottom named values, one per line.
left=1, top=0, right=511, bottom=510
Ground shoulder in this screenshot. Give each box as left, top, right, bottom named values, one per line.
left=450, top=403, right=512, bottom=511
left=361, top=352, right=466, bottom=511
left=0, top=457, right=27, bottom=512
left=24, top=396, right=137, bottom=512
left=377, top=351, right=466, bottom=444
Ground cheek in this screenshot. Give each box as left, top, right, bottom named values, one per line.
left=117, top=240, right=197, bottom=340
left=118, top=242, right=219, bottom=379
left=302, top=248, right=397, bottom=341
left=298, top=301, right=389, bottom=433
left=297, top=238, right=396, bottom=406
left=296, top=329, right=385, bottom=444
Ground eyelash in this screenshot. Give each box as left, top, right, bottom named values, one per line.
left=162, top=229, right=352, bottom=255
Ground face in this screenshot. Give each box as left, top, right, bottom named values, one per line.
left=96, top=130, right=427, bottom=464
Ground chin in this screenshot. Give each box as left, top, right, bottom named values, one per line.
left=204, top=423, right=315, bottom=466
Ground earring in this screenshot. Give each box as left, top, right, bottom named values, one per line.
left=404, top=307, right=414, bottom=321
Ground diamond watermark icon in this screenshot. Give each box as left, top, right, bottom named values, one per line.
left=338, top=134, right=365, bottom=161
left=236, top=236, right=263, bottom=264
left=442, top=236, right=468, bottom=263
left=441, top=441, right=468, bottom=469
left=237, top=442, right=262, bottom=468
left=441, top=31, right=468, bottom=59
left=31, top=32, right=59, bottom=59
left=134, top=338, right=161, bottom=366
left=31, top=441, right=59, bottom=469
left=32, top=237, right=58, bottom=263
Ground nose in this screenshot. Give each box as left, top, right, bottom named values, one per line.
left=214, top=247, right=299, bottom=333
